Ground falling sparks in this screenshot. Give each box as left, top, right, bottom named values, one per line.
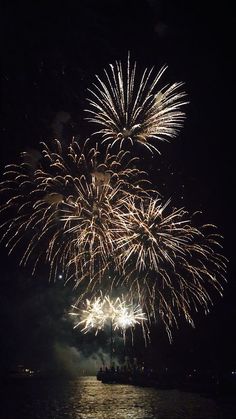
left=113, top=196, right=227, bottom=340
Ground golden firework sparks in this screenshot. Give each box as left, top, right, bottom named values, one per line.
left=86, top=53, right=187, bottom=153
left=112, top=196, right=227, bottom=341
left=0, top=57, right=228, bottom=341
left=0, top=139, right=150, bottom=286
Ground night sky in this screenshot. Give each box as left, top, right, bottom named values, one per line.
left=0, top=1, right=235, bottom=376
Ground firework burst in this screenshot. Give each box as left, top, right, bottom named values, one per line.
left=112, top=196, right=227, bottom=340
left=70, top=294, right=147, bottom=342
left=0, top=138, right=150, bottom=286
left=86, top=54, right=187, bottom=153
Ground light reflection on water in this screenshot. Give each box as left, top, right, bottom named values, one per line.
left=1, top=376, right=236, bottom=419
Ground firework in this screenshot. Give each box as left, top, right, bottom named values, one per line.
left=0, top=138, right=150, bottom=286
left=0, top=57, right=227, bottom=342
left=70, top=296, right=106, bottom=334
left=70, top=294, right=147, bottom=341
left=112, top=196, right=227, bottom=340
left=86, top=54, right=187, bottom=153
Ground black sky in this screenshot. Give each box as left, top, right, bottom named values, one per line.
left=0, top=0, right=235, bottom=375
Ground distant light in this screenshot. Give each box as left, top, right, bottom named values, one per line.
left=58, top=274, right=63, bottom=279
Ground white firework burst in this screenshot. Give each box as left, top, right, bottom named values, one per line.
left=86, top=54, right=187, bottom=153
left=70, top=294, right=147, bottom=341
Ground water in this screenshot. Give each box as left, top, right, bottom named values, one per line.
left=1, top=376, right=236, bottom=419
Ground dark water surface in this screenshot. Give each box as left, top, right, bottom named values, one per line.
left=1, top=376, right=236, bottom=419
